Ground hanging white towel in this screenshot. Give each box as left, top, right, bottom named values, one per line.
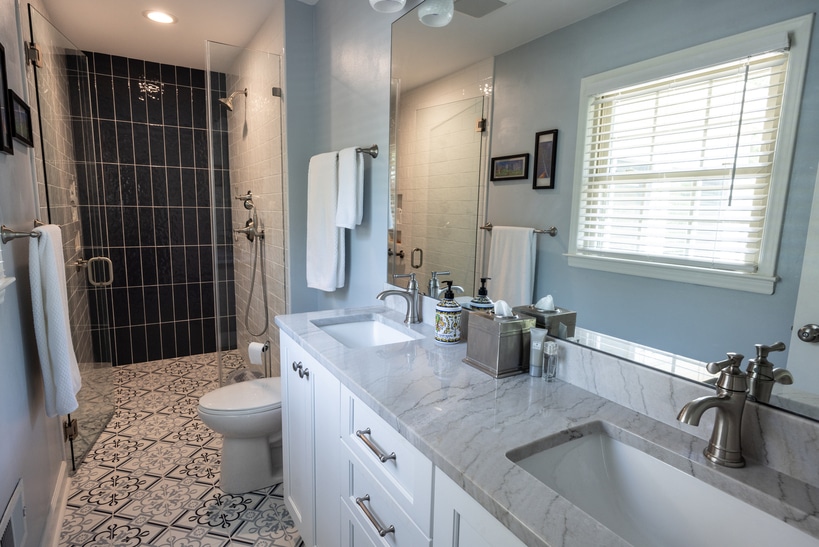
left=29, top=225, right=82, bottom=417
left=336, top=147, right=364, bottom=229
left=486, top=226, right=536, bottom=307
left=307, top=152, right=346, bottom=291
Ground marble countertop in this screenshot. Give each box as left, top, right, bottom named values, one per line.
left=275, top=306, right=819, bottom=547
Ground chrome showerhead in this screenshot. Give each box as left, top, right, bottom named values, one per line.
left=218, top=88, right=247, bottom=111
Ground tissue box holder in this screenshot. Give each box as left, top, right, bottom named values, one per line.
left=463, top=311, right=536, bottom=378
left=512, top=305, right=576, bottom=338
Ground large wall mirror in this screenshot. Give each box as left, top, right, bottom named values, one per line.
left=389, top=0, right=819, bottom=421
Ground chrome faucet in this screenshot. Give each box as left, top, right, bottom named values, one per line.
left=677, top=353, right=748, bottom=468
left=377, top=273, right=421, bottom=324
left=746, top=342, right=792, bottom=403
left=428, top=271, right=450, bottom=297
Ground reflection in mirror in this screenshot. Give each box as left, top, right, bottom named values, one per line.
left=389, top=0, right=819, bottom=421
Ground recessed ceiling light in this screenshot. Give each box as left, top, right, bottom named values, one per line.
left=143, top=10, right=177, bottom=24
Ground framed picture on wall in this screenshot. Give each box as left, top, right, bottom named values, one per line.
left=0, top=43, right=13, bottom=154
left=490, top=153, right=529, bottom=181
left=533, top=129, right=558, bottom=189
left=8, top=90, right=33, bottom=147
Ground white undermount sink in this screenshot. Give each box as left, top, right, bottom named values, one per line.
left=508, top=422, right=816, bottom=547
left=311, top=314, right=424, bottom=348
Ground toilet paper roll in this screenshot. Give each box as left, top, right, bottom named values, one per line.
left=248, top=342, right=268, bottom=365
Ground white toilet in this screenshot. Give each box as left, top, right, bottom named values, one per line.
left=198, top=376, right=283, bottom=494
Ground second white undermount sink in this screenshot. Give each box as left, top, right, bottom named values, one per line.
left=311, top=314, right=424, bottom=348
left=507, top=422, right=816, bottom=547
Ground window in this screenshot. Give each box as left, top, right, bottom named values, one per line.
left=568, top=16, right=812, bottom=294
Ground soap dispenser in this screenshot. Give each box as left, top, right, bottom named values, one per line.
left=435, top=281, right=461, bottom=344
left=470, top=277, right=494, bottom=311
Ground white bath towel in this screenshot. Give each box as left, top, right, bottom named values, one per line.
left=336, top=147, right=363, bottom=229
left=486, top=226, right=536, bottom=307
left=29, top=225, right=82, bottom=417
left=307, top=152, right=346, bottom=291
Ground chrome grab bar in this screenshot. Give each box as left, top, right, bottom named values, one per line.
left=355, top=428, right=396, bottom=463
left=355, top=494, right=395, bottom=537
left=85, top=256, right=114, bottom=287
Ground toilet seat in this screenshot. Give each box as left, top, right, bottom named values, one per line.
left=199, top=377, right=281, bottom=415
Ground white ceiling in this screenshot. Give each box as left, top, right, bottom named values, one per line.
left=35, top=0, right=627, bottom=78
left=36, top=0, right=284, bottom=70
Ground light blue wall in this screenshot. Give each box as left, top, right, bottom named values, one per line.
left=489, top=0, right=819, bottom=362
left=299, top=0, right=414, bottom=310
left=0, top=1, right=67, bottom=545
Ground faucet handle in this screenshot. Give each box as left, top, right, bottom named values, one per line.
left=707, top=353, right=748, bottom=392
left=754, top=342, right=786, bottom=359
left=393, top=273, right=417, bottom=290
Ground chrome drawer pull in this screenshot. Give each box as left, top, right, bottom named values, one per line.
left=355, top=494, right=395, bottom=537
left=355, top=428, right=396, bottom=463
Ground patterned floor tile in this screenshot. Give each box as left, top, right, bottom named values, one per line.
left=61, top=352, right=300, bottom=547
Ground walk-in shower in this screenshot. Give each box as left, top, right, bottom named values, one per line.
left=219, top=88, right=248, bottom=111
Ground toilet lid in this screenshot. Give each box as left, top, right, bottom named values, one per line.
left=199, top=377, right=281, bottom=413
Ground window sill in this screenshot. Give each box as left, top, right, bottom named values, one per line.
left=566, top=253, right=776, bottom=294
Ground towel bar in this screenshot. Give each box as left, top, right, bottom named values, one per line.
left=1, top=224, right=42, bottom=244
left=480, top=222, right=557, bottom=237
left=356, top=144, right=379, bottom=158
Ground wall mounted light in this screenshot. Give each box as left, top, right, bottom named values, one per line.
left=418, top=0, right=454, bottom=27
left=369, top=0, right=406, bottom=13
left=143, top=10, right=177, bottom=24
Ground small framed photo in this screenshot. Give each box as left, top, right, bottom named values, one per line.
left=8, top=90, right=33, bottom=147
left=0, top=43, right=12, bottom=154
left=533, top=129, right=558, bottom=189
left=490, top=153, right=529, bottom=181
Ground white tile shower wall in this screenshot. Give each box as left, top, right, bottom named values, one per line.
left=225, top=49, right=286, bottom=376
left=396, top=59, right=492, bottom=296
left=25, top=25, right=94, bottom=367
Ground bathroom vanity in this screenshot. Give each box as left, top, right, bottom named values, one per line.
left=276, top=307, right=819, bottom=547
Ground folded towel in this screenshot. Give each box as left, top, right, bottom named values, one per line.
left=336, top=147, right=363, bottom=229
left=486, top=226, right=536, bottom=307
left=306, top=152, right=346, bottom=291
left=29, top=225, right=82, bottom=417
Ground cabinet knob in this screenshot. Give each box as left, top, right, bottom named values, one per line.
left=291, top=360, right=301, bottom=372
left=298, top=367, right=310, bottom=380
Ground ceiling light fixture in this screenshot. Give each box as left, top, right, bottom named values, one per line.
left=369, top=0, right=406, bottom=13
left=418, top=0, right=454, bottom=27
left=143, top=10, right=177, bottom=24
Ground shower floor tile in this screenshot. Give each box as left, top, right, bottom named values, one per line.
left=60, top=351, right=300, bottom=547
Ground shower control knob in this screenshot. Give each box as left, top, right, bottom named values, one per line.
left=798, top=324, right=819, bottom=343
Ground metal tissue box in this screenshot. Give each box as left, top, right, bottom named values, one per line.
left=463, top=311, right=536, bottom=378
left=512, top=305, right=576, bottom=339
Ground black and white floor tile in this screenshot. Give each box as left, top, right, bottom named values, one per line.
left=60, top=352, right=301, bottom=547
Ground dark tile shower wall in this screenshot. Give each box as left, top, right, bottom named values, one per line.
left=75, top=52, right=235, bottom=365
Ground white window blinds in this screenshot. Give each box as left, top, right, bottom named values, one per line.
left=576, top=50, right=789, bottom=273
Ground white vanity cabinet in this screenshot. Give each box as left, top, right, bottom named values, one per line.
left=433, top=469, right=526, bottom=547
left=280, top=332, right=341, bottom=547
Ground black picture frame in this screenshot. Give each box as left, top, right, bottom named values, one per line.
left=0, top=43, right=13, bottom=154
left=490, top=153, right=529, bottom=181
left=8, top=90, right=33, bottom=147
left=533, top=129, right=558, bottom=189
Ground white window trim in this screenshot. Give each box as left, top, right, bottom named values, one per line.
left=568, top=14, right=813, bottom=295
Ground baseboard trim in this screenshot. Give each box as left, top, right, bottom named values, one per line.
left=39, top=461, right=70, bottom=547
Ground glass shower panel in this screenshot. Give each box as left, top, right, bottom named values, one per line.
left=393, top=96, right=486, bottom=297
left=28, top=5, right=114, bottom=470
left=206, top=42, right=285, bottom=386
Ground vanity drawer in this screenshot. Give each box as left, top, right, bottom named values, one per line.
left=341, top=386, right=433, bottom=533
left=342, top=447, right=432, bottom=547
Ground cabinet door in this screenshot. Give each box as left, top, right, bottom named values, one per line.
left=432, top=468, right=526, bottom=547
left=281, top=334, right=315, bottom=547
